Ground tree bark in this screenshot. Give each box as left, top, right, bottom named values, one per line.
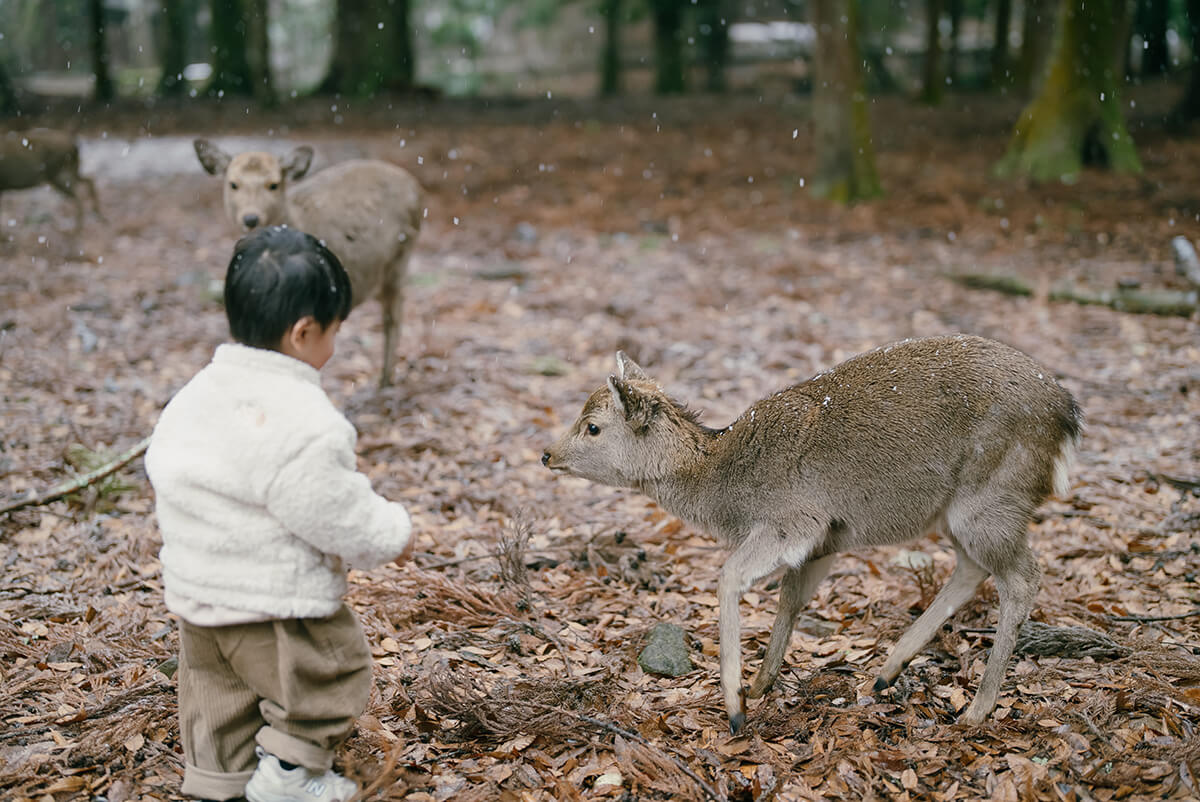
left=157, top=0, right=189, bottom=96
left=697, top=0, right=731, bottom=92
left=996, top=0, right=1141, bottom=181
left=811, top=0, right=882, bottom=202
left=600, top=0, right=623, bottom=95
left=209, top=0, right=254, bottom=95
left=650, top=0, right=687, bottom=94
left=919, top=0, right=944, bottom=104
left=1170, top=0, right=1200, bottom=122
left=1016, top=0, right=1056, bottom=94
left=89, top=0, right=115, bottom=102
left=990, top=0, right=1013, bottom=86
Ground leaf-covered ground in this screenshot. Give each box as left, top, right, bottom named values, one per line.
left=2, top=83, right=1199, bottom=801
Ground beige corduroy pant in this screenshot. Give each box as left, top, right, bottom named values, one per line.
left=176, top=604, right=373, bottom=801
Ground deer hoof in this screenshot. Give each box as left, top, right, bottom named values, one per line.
left=729, top=712, right=746, bottom=735
left=872, top=676, right=891, bottom=693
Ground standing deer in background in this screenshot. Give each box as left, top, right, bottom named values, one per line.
left=0, top=128, right=102, bottom=236
left=543, top=335, right=1082, bottom=734
left=194, top=139, right=423, bottom=387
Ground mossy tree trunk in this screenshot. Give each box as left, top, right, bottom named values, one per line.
left=947, top=0, right=963, bottom=85
left=1016, top=0, right=1056, bottom=94
left=919, top=0, right=944, bottom=103
left=89, top=0, right=115, bottom=102
left=209, top=0, right=254, bottom=95
left=811, top=0, right=882, bottom=202
left=600, top=0, right=622, bottom=95
left=996, top=0, right=1141, bottom=181
left=650, top=0, right=687, bottom=94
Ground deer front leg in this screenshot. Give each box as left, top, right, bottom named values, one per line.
left=747, top=555, right=835, bottom=700
left=718, top=534, right=799, bottom=734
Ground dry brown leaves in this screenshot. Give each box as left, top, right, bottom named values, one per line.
left=2, top=84, right=1199, bottom=800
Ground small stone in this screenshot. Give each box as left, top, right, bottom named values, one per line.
left=638, top=622, right=693, bottom=677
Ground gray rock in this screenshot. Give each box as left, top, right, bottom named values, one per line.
left=638, top=622, right=693, bottom=677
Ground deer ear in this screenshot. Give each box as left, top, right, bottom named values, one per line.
left=615, top=351, right=649, bottom=381
left=282, top=146, right=314, bottom=181
left=194, top=138, right=231, bottom=176
left=608, top=376, right=656, bottom=433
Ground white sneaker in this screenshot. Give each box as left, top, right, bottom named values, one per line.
left=244, top=746, right=358, bottom=802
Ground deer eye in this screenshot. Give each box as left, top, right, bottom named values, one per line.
left=586, top=423, right=600, bottom=436
left=268, top=182, right=279, bottom=191
left=229, top=181, right=239, bottom=190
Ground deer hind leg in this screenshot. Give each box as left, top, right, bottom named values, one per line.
left=959, top=538, right=1039, bottom=725
left=377, top=249, right=412, bottom=388
left=746, top=555, right=835, bottom=700
left=873, top=540, right=988, bottom=692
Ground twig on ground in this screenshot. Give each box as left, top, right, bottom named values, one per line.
left=0, top=436, right=151, bottom=516
left=1109, top=608, right=1200, bottom=623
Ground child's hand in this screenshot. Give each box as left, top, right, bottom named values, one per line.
left=393, top=537, right=415, bottom=568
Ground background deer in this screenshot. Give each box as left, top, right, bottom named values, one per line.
left=543, top=335, right=1082, bottom=734
left=194, top=139, right=423, bottom=387
left=0, top=128, right=102, bottom=236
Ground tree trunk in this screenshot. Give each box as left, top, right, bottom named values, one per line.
left=1138, top=0, right=1170, bottom=75
left=920, top=0, right=944, bottom=104
left=650, top=0, right=687, bottom=94
left=947, top=0, right=963, bottom=85
left=600, top=0, right=623, bottom=95
left=697, top=0, right=731, bottom=92
left=210, top=0, right=253, bottom=95
left=157, top=0, right=189, bottom=96
left=1016, top=0, right=1056, bottom=94
left=811, top=0, right=882, bottom=202
left=385, top=0, right=416, bottom=90
left=242, top=0, right=275, bottom=103
left=991, top=0, right=1013, bottom=86
left=1170, top=0, right=1200, bottom=122
left=0, top=56, right=18, bottom=115
left=997, top=0, right=1141, bottom=180
left=321, top=0, right=387, bottom=96
left=89, top=0, right=115, bottom=102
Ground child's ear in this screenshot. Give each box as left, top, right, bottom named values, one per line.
left=282, top=316, right=317, bottom=352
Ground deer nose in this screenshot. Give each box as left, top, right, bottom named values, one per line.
left=541, top=451, right=551, bottom=466
left=242, top=213, right=260, bottom=229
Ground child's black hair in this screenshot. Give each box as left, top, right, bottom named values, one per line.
left=224, top=225, right=353, bottom=349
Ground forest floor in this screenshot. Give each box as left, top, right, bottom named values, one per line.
left=1, top=80, right=1199, bottom=801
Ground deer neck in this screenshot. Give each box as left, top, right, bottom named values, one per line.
left=635, top=421, right=727, bottom=531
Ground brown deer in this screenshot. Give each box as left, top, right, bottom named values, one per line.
left=0, top=128, right=102, bottom=235
left=194, top=139, right=423, bottom=387
left=543, top=335, right=1082, bottom=734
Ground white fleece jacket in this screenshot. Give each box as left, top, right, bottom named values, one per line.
left=145, top=343, right=411, bottom=625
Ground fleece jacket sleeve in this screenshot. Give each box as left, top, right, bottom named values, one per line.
left=265, top=432, right=411, bottom=570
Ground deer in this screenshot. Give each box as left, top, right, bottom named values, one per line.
left=542, top=335, right=1082, bottom=734
left=194, top=139, right=423, bottom=387
left=0, top=128, right=102, bottom=236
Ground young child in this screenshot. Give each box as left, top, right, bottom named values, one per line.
left=146, top=226, right=413, bottom=802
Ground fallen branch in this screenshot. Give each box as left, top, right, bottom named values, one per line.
left=949, top=272, right=1198, bottom=317
left=0, top=436, right=151, bottom=516
left=1109, top=608, right=1200, bottom=623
